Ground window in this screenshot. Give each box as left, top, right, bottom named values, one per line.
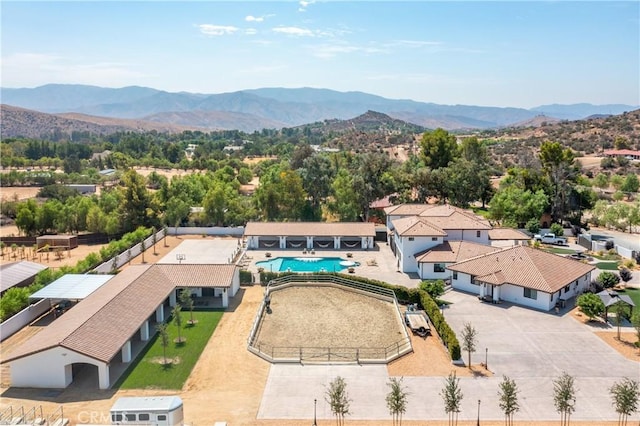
left=434, top=263, right=446, bottom=273
left=408, top=237, right=414, bottom=241
left=453, top=271, right=458, bottom=280
left=112, top=415, right=122, bottom=422
left=564, top=285, right=570, bottom=293
left=476, top=230, right=481, bottom=238
left=125, top=414, right=136, bottom=421
left=471, top=276, right=479, bottom=285
left=432, top=237, right=438, bottom=241
left=523, top=288, right=537, bottom=299
left=157, top=415, right=167, bottom=421
left=138, top=414, right=150, bottom=421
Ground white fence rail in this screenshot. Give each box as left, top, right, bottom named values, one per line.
left=91, top=228, right=166, bottom=274
left=0, top=299, right=50, bottom=342
left=169, top=226, right=244, bottom=236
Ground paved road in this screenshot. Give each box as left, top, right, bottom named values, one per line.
left=585, top=227, right=640, bottom=252
left=258, top=291, right=640, bottom=422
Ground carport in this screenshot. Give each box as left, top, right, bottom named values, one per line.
left=29, top=274, right=114, bottom=313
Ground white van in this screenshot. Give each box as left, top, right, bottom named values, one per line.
left=110, top=396, right=184, bottom=426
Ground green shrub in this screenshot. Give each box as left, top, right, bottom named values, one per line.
left=550, top=223, right=564, bottom=236
left=597, top=271, right=621, bottom=288
left=239, top=269, right=253, bottom=284
left=419, top=280, right=445, bottom=299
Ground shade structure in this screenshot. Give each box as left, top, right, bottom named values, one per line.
left=29, top=274, right=113, bottom=300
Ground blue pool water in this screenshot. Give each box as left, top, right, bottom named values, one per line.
left=255, top=257, right=359, bottom=273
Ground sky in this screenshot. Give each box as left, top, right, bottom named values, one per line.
left=1, top=1, right=638, bottom=108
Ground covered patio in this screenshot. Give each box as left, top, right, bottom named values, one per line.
left=244, top=222, right=375, bottom=251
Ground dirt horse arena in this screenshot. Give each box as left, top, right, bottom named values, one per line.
left=252, top=285, right=407, bottom=362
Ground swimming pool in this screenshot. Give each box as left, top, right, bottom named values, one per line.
left=255, top=257, right=359, bottom=273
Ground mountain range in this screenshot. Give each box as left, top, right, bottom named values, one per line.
left=1, top=84, right=637, bottom=133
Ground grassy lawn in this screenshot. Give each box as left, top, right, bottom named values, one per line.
left=118, top=310, right=223, bottom=390
left=595, top=261, right=621, bottom=271
left=542, top=247, right=577, bottom=255
left=617, top=287, right=640, bottom=307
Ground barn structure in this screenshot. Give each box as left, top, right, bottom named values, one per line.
left=2, top=240, right=241, bottom=390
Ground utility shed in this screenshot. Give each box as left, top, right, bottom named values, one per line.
left=37, top=235, right=78, bottom=250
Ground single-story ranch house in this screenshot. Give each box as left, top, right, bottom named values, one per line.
left=2, top=241, right=241, bottom=390
left=244, top=222, right=375, bottom=250
left=447, top=245, right=596, bottom=311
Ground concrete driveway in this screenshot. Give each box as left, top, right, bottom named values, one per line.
left=258, top=290, right=640, bottom=422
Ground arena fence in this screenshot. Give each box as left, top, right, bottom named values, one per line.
left=247, top=274, right=413, bottom=364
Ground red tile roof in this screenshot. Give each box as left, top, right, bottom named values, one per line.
left=488, top=228, right=531, bottom=240
left=2, top=264, right=237, bottom=364
left=447, top=245, right=595, bottom=293
left=392, top=216, right=447, bottom=237
left=415, top=241, right=499, bottom=263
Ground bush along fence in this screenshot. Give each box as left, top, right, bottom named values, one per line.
left=0, top=227, right=158, bottom=323
left=260, top=271, right=462, bottom=362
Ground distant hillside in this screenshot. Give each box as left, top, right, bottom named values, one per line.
left=299, top=110, right=424, bottom=151
left=506, top=114, right=562, bottom=128
left=0, top=105, right=196, bottom=139
left=484, top=109, right=640, bottom=155
left=2, top=84, right=637, bottom=133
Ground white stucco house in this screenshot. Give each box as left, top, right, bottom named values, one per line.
left=385, top=204, right=494, bottom=276
left=415, top=240, right=500, bottom=280
left=447, top=245, right=596, bottom=311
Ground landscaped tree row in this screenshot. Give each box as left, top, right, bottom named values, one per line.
left=0, top=227, right=152, bottom=321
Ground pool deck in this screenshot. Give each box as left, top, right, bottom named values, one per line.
left=243, top=242, right=422, bottom=289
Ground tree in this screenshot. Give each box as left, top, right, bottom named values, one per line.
left=386, top=377, right=409, bottom=426
left=164, top=197, right=190, bottom=228
left=498, top=375, right=520, bottom=426
left=172, top=305, right=185, bottom=344
left=621, top=173, right=639, bottom=194
left=550, top=222, right=564, bottom=236
left=488, top=185, right=548, bottom=227
left=593, top=173, right=609, bottom=190
left=156, top=322, right=170, bottom=365
left=325, top=376, right=350, bottom=426
left=461, top=322, right=478, bottom=369
left=419, top=280, right=445, bottom=299
left=609, top=378, right=639, bottom=426
left=420, top=128, right=460, bottom=169
left=619, top=268, right=633, bottom=284
left=440, top=372, right=463, bottom=426
left=539, top=141, right=577, bottom=223
left=120, top=169, right=156, bottom=232
left=330, top=169, right=361, bottom=221
left=553, top=371, right=577, bottom=426
left=597, top=271, right=621, bottom=289
left=612, top=300, right=627, bottom=340
left=631, top=311, right=640, bottom=354
left=576, top=293, right=605, bottom=321
left=180, top=289, right=196, bottom=325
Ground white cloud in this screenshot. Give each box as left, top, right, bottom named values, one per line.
left=244, top=28, right=258, bottom=35
left=311, top=42, right=388, bottom=59
left=198, top=24, right=239, bottom=36
left=299, top=0, right=315, bottom=12
left=1, top=53, right=148, bottom=88
left=245, top=15, right=264, bottom=22
left=272, top=26, right=314, bottom=37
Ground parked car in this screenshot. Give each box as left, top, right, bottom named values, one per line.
left=533, top=233, right=568, bottom=245
left=53, top=299, right=72, bottom=317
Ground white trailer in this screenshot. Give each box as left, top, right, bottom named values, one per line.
left=110, top=396, right=183, bottom=426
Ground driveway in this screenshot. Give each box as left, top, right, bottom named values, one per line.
left=258, top=290, right=640, bottom=422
